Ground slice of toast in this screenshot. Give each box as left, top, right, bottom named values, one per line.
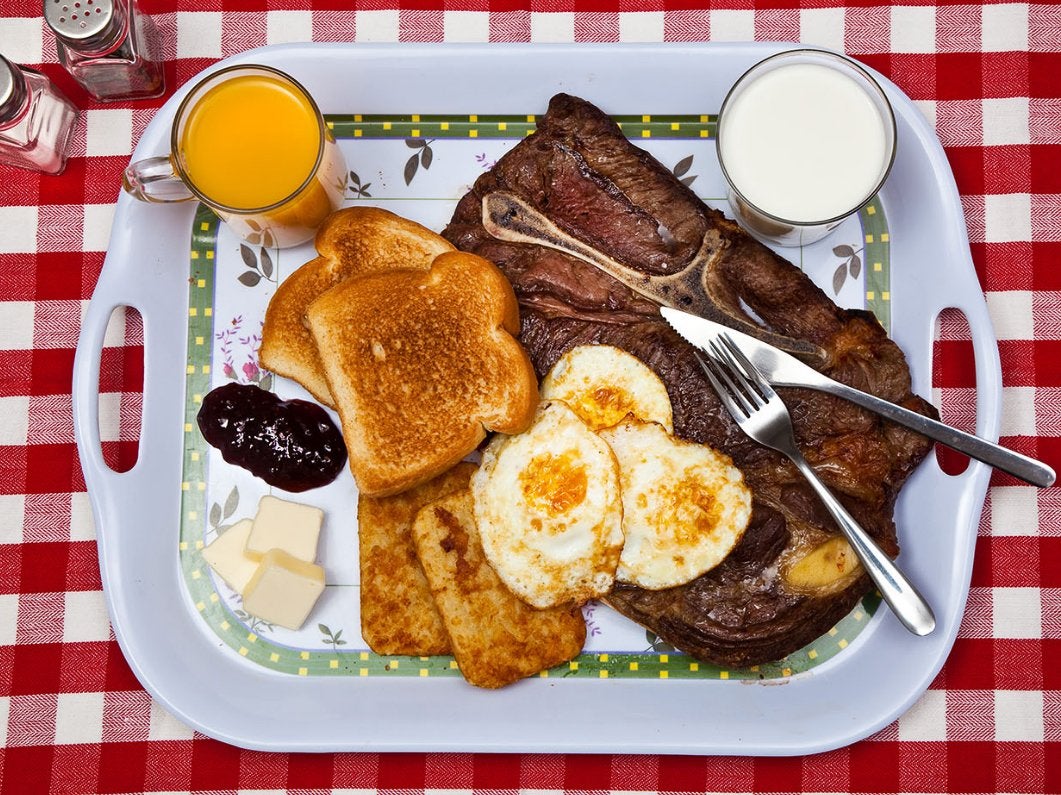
left=356, top=462, right=477, bottom=656
left=260, top=207, right=454, bottom=406
left=412, top=488, right=586, bottom=688
left=306, top=251, right=539, bottom=497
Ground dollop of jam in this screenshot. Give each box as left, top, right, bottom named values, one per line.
left=197, top=382, right=346, bottom=492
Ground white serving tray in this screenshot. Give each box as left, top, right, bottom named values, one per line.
left=73, top=42, right=996, bottom=755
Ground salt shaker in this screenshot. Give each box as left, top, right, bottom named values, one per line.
left=0, top=55, right=79, bottom=175
left=44, top=0, right=165, bottom=102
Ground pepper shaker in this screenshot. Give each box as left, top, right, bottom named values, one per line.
left=0, top=55, right=79, bottom=175
left=44, top=0, right=165, bottom=102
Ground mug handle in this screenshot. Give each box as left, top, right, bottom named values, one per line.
left=122, top=156, right=197, bottom=202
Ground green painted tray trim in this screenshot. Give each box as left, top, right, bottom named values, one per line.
left=860, top=200, right=892, bottom=332
left=179, top=203, right=220, bottom=630
left=178, top=120, right=889, bottom=681
left=326, top=113, right=717, bottom=141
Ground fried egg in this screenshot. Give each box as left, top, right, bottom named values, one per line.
left=541, top=344, right=673, bottom=432
left=598, top=420, right=752, bottom=590
left=471, top=400, right=624, bottom=608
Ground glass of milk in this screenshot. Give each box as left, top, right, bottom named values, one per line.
left=716, top=49, right=896, bottom=247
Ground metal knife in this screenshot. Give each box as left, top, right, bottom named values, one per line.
left=661, top=306, right=1056, bottom=488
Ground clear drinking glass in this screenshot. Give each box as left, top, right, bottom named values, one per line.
left=123, top=64, right=347, bottom=249
left=716, top=49, right=897, bottom=247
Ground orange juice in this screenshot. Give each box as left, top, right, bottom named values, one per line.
left=122, top=65, right=345, bottom=248
left=179, top=74, right=322, bottom=210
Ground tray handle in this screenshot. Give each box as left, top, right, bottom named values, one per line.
left=73, top=198, right=193, bottom=543
left=73, top=298, right=140, bottom=493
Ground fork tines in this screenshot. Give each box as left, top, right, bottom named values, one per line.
left=695, top=333, right=775, bottom=418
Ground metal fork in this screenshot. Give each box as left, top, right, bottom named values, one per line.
left=698, top=333, right=936, bottom=637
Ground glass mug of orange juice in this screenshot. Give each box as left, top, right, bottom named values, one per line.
left=123, top=64, right=346, bottom=248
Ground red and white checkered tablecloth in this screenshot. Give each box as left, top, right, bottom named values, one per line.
left=1, top=0, right=1057, bottom=792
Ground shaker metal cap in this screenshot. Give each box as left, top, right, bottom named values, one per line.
left=44, top=0, right=121, bottom=51
left=0, top=56, right=29, bottom=124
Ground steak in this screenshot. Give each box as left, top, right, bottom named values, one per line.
left=443, top=93, right=937, bottom=668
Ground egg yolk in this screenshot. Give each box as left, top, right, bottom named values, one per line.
left=520, top=452, right=588, bottom=518
left=659, top=475, right=722, bottom=542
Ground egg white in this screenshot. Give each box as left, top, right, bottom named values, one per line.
left=472, top=401, right=624, bottom=608
left=598, top=420, right=752, bottom=590
left=541, top=344, right=673, bottom=432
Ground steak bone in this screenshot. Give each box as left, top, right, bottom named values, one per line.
left=483, top=189, right=824, bottom=364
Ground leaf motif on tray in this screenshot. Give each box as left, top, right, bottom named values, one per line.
left=319, top=623, right=348, bottom=649
left=830, top=243, right=864, bottom=295
left=240, top=244, right=257, bottom=270
left=222, top=486, right=239, bottom=521
left=672, top=154, right=697, bottom=187
left=235, top=244, right=278, bottom=289
left=347, top=170, right=373, bottom=199
left=403, top=138, right=435, bottom=185
left=833, top=263, right=847, bottom=294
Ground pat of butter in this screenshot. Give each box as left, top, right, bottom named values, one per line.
left=242, top=549, right=326, bottom=631
left=201, top=519, right=258, bottom=593
left=246, top=495, right=322, bottom=562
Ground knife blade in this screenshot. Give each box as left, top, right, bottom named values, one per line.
left=661, top=306, right=1055, bottom=488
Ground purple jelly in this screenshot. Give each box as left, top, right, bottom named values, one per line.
left=197, top=382, right=346, bottom=492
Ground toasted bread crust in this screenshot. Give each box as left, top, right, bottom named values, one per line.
left=412, top=489, right=586, bottom=688
left=357, top=462, right=477, bottom=656
left=260, top=207, right=454, bottom=405
left=307, top=251, right=538, bottom=497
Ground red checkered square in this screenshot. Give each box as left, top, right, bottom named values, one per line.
left=663, top=9, right=710, bottom=40
left=31, top=299, right=84, bottom=350
left=936, top=3, right=981, bottom=52
left=945, top=143, right=985, bottom=194
left=977, top=241, right=1034, bottom=290
left=984, top=53, right=1031, bottom=98
left=50, top=743, right=103, bottom=793
left=752, top=754, right=804, bottom=791
left=984, top=145, right=1031, bottom=194
left=1032, top=194, right=1061, bottom=241
left=400, top=8, right=446, bottom=41
left=1030, top=146, right=1061, bottom=194
left=59, top=642, right=113, bottom=694
left=311, top=10, right=358, bottom=40
left=573, top=12, right=622, bottom=41
left=142, top=740, right=196, bottom=791
left=3, top=745, right=60, bottom=794
left=28, top=348, right=75, bottom=397
left=489, top=10, right=532, bottom=41
left=958, top=587, right=993, bottom=638
left=7, top=693, right=58, bottom=746
left=15, top=593, right=65, bottom=645
left=97, top=741, right=151, bottom=794
left=1045, top=691, right=1061, bottom=741
left=101, top=691, right=153, bottom=743
left=801, top=745, right=850, bottom=789
left=997, top=743, right=1048, bottom=792
left=843, top=6, right=890, bottom=55
left=754, top=9, right=800, bottom=41
left=1030, top=5, right=1061, bottom=51
left=220, top=11, right=268, bottom=55
left=237, top=744, right=296, bottom=785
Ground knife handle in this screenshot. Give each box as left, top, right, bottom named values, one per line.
left=825, top=381, right=1055, bottom=487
